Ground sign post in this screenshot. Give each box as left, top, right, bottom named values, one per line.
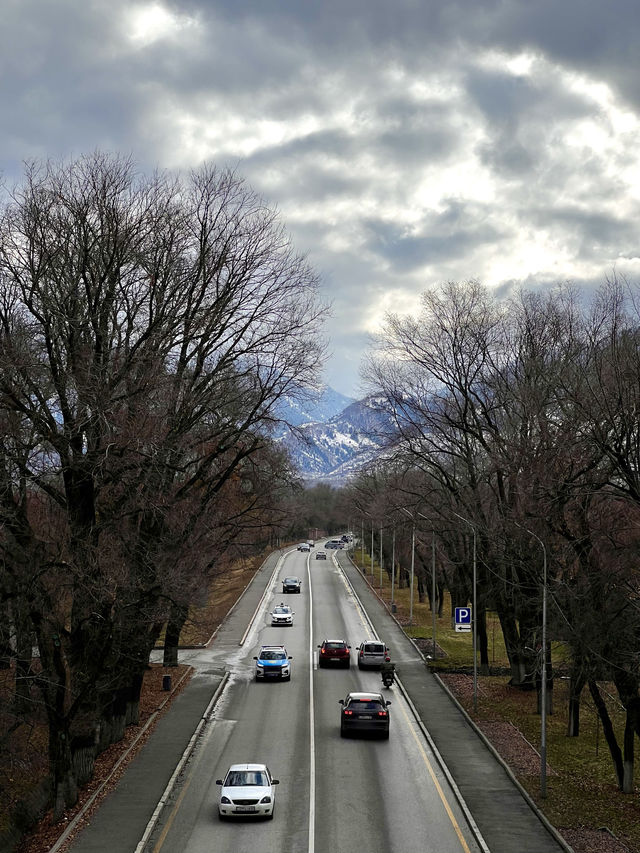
left=455, top=607, right=472, bottom=633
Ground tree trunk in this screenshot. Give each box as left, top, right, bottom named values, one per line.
left=623, top=705, right=636, bottom=794
left=566, top=668, right=585, bottom=737
left=49, top=720, right=78, bottom=821
left=478, top=607, right=489, bottom=675
left=588, top=679, right=624, bottom=789
left=163, top=602, right=188, bottom=667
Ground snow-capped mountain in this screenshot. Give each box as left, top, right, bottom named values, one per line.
left=272, top=385, right=355, bottom=432
left=276, top=392, right=395, bottom=484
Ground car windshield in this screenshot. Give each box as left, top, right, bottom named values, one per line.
left=260, top=650, right=286, bottom=660
left=273, top=607, right=289, bottom=614
left=284, top=578, right=298, bottom=584
left=225, top=770, right=268, bottom=787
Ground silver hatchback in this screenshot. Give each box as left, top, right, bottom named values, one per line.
left=356, top=640, right=389, bottom=669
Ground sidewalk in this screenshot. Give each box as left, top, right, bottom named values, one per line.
left=336, top=549, right=572, bottom=853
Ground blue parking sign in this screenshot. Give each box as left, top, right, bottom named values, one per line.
left=455, top=607, right=472, bottom=632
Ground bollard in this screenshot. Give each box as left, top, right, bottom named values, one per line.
left=391, top=603, right=397, bottom=614
left=162, top=674, right=172, bottom=691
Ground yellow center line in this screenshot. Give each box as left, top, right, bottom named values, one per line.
left=397, top=700, right=473, bottom=853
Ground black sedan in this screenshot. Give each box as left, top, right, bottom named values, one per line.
left=282, top=576, right=302, bottom=593
left=339, top=691, right=391, bottom=738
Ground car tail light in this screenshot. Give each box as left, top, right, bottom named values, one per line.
left=377, top=711, right=388, bottom=717
left=344, top=709, right=353, bottom=715
left=320, top=648, right=326, bottom=655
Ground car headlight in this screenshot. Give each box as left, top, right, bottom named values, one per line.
left=260, top=795, right=272, bottom=804
left=256, top=663, right=264, bottom=669
left=221, top=796, right=231, bottom=804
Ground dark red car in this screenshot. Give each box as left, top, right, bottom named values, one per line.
left=318, top=639, right=351, bottom=668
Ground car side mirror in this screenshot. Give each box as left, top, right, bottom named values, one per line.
left=338, top=699, right=344, bottom=705
left=215, top=779, right=223, bottom=785
left=386, top=701, right=392, bottom=706
left=288, top=656, right=293, bottom=660
left=272, top=779, right=280, bottom=785
left=253, top=656, right=258, bottom=660
left=317, top=645, right=321, bottom=648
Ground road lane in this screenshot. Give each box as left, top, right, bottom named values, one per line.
left=311, top=555, right=482, bottom=853
left=146, top=547, right=482, bottom=853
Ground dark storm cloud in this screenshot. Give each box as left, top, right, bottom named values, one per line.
left=362, top=202, right=506, bottom=272
left=1, top=0, right=640, bottom=395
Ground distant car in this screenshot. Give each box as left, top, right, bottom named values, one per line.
left=339, top=691, right=391, bottom=738
left=282, top=576, right=301, bottom=593
left=318, top=639, right=351, bottom=668
left=308, top=540, right=315, bottom=548
left=315, top=551, right=327, bottom=560
left=216, top=763, right=280, bottom=819
left=325, top=539, right=342, bottom=549
left=271, top=603, right=294, bottom=626
left=253, top=645, right=292, bottom=681
left=298, top=542, right=310, bottom=552
left=357, top=640, right=389, bottom=670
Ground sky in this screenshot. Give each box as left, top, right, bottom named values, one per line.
left=2, top=1, right=640, bottom=398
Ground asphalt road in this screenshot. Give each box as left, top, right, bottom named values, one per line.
left=144, top=548, right=484, bottom=853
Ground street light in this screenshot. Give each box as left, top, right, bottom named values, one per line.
left=399, top=507, right=416, bottom=625
left=391, top=525, right=396, bottom=610
left=451, top=509, right=477, bottom=713
left=514, top=521, right=548, bottom=799
left=415, top=511, right=438, bottom=660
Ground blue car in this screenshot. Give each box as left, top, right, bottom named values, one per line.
left=253, top=645, right=293, bottom=681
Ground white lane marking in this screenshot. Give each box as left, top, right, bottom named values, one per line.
left=239, top=552, right=289, bottom=647
left=307, top=558, right=315, bottom=853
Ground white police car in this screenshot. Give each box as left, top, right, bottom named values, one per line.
left=253, top=645, right=292, bottom=681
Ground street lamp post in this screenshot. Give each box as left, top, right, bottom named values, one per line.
left=415, top=511, right=438, bottom=660
left=391, top=526, right=396, bottom=610
left=399, top=507, right=416, bottom=626
left=515, top=522, right=548, bottom=799
left=379, top=526, right=383, bottom=591
left=451, top=509, right=477, bottom=712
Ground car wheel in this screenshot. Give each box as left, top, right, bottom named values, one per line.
left=218, top=812, right=227, bottom=821
left=382, top=729, right=390, bottom=740
left=345, top=660, right=350, bottom=669
left=340, top=724, right=347, bottom=737
left=266, top=805, right=275, bottom=821
left=357, top=661, right=363, bottom=670
left=285, top=674, right=291, bottom=681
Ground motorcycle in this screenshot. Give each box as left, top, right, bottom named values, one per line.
left=381, top=665, right=395, bottom=688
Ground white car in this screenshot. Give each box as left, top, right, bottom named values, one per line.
left=271, top=603, right=294, bottom=626
left=216, top=763, right=280, bottom=819
left=298, top=542, right=310, bottom=552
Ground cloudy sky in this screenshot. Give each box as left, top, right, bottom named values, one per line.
left=2, top=1, right=640, bottom=398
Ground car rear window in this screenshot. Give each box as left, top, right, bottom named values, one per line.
left=325, top=642, right=345, bottom=650
left=348, top=699, right=384, bottom=710
left=364, top=643, right=384, bottom=653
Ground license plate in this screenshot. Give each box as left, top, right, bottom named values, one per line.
left=359, top=714, right=372, bottom=719
left=235, top=805, right=256, bottom=813
left=331, top=657, right=340, bottom=661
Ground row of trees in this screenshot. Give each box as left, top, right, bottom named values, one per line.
left=0, top=153, right=327, bottom=820
left=345, top=278, right=640, bottom=793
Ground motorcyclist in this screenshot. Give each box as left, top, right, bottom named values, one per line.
left=380, top=657, right=395, bottom=686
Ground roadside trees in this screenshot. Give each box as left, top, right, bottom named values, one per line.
left=0, top=153, right=326, bottom=818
